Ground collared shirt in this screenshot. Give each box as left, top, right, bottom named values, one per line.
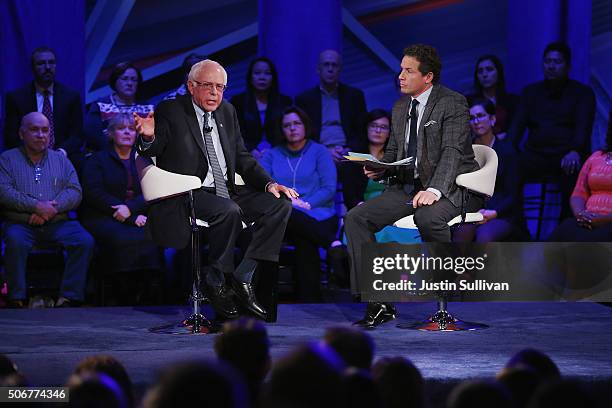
left=192, top=101, right=229, bottom=187
left=35, top=82, right=55, bottom=112
left=404, top=85, right=440, bottom=198
left=0, top=147, right=82, bottom=215
left=319, top=86, right=347, bottom=147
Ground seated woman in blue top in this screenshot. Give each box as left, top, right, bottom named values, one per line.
left=260, top=106, right=337, bottom=302
left=80, top=113, right=160, bottom=274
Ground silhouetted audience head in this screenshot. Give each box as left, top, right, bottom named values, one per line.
left=527, top=379, right=594, bottom=408
left=496, top=368, right=541, bottom=408
left=246, top=56, right=280, bottom=96
left=371, top=356, right=424, bottom=408
left=343, top=367, right=383, bottom=408
left=143, top=360, right=247, bottom=408
left=0, top=354, right=18, bottom=379
left=323, top=326, right=375, bottom=370
left=447, top=380, right=511, bottom=408
left=262, top=342, right=345, bottom=408
left=542, top=42, right=571, bottom=80
left=109, top=62, right=143, bottom=103
left=473, top=55, right=507, bottom=97
left=505, top=349, right=561, bottom=381
left=67, top=372, right=129, bottom=408
left=31, top=46, right=56, bottom=87
left=214, top=317, right=270, bottom=403
left=73, top=355, right=134, bottom=408
left=403, top=43, right=441, bottom=84
left=318, top=49, right=342, bottom=89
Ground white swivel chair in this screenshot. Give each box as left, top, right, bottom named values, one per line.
left=393, top=144, right=498, bottom=331
left=136, top=155, right=247, bottom=334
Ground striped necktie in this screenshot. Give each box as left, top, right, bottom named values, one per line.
left=42, top=90, right=55, bottom=148
left=203, top=112, right=229, bottom=198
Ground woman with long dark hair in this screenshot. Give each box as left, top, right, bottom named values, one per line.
left=467, top=55, right=518, bottom=138
left=230, top=57, right=292, bottom=159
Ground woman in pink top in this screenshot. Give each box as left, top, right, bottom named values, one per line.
left=549, top=128, right=612, bottom=241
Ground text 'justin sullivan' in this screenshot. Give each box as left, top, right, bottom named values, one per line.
left=372, top=279, right=510, bottom=291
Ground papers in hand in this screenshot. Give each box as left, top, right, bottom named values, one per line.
left=343, top=152, right=414, bottom=169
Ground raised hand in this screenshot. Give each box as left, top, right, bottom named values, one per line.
left=133, top=112, right=155, bottom=141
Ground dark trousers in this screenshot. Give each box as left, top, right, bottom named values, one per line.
left=548, top=218, right=612, bottom=242
left=285, top=210, right=338, bottom=302
left=193, top=185, right=292, bottom=287
left=345, top=184, right=483, bottom=294
left=518, top=150, right=579, bottom=220
left=2, top=220, right=94, bottom=301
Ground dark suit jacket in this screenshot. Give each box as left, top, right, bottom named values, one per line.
left=230, top=92, right=292, bottom=151
left=383, top=84, right=479, bottom=207
left=80, top=146, right=147, bottom=226
left=3, top=81, right=84, bottom=155
left=295, top=83, right=367, bottom=151
left=136, top=95, right=274, bottom=249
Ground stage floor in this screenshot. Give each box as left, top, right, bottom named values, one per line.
left=1, top=302, right=612, bottom=391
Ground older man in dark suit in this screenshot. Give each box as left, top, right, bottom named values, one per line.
left=3, top=47, right=83, bottom=159
left=345, top=44, right=484, bottom=328
left=134, top=60, right=294, bottom=321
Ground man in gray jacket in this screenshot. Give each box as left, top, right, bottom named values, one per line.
left=345, top=44, right=483, bottom=328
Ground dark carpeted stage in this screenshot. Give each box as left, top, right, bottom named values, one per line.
left=2, top=302, right=612, bottom=406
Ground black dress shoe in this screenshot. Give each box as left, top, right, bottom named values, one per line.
left=208, top=285, right=239, bottom=320
left=353, top=302, right=397, bottom=328
left=230, top=279, right=268, bottom=320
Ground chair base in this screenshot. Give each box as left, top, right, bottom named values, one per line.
left=149, top=313, right=220, bottom=335
left=397, top=298, right=488, bottom=331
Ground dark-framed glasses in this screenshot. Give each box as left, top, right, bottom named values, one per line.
left=368, top=124, right=390, bottom=131
left=191, top=80, right=227, bottom=92
left=469, top=113, right=489, bottom=123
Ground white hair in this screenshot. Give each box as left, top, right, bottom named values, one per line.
left=188, top=59, right=227, bottom=84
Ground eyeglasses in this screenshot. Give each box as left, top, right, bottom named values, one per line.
left=368, top=124, right=390, bottom=132
left=191, top=80, right=227, bottom=92
left=469, top=113, right=489, bottom=123
left=34, top=165, right=42, bottom=183
left=282, top=120, right=304, bottom=129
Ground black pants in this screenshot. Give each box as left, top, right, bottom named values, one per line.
left=285, top=210, right=338, bottom=302
left=518, top=150, right=579, bottom=221
left=345, top=184, right=483, bottom=294
left=193, top=185, right=292, bottom=287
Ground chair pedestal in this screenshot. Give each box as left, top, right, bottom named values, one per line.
left=150, top=191, right=219, bottom=335
left=397, top=295, right=488, bottom=331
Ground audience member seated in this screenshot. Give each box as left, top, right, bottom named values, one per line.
left=509, top=42, right=596, bottom=220
left=447, top=380, right=511, bottom=408
left=3, top=46, right=84, bottom=161
left=296, top=49, right=368, bottom=207
left=504, top=348, right=561, bottom=381
left=230, top=57, right=292, bottom=160
left=84, top=62, right=154, bottom=151
left=343, top=368, right=383, bottom=408
left=527, top=379, right=594, bottom=408
left=67, top=372, right=129, bottom=408
left=548, top=127, right=612, bottom=241
left=163, top=53, right=206, bottom=100
left=261, top=342, right=345, bottom=408
left=214, top=317, right=270, bottom=406
left=371, top=357, right=425, bottom=408
left=496, top=368, right=541, bottom=408
left=73, top=355, right=135, bottom=408
left=453, top=98, right=527, bottom=242
left=323, top=326, right=375, bottom=370
left=80, top=114, right=160, bottom=275
left=0, top=112, right=94, bottom=308
left=466, top=55, right=518, bottom=138
left=142, top=360, right=248, bottom=408
left=0, top=354, right=18, bottom=379
left=261, top=106, right=337, bottom=302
